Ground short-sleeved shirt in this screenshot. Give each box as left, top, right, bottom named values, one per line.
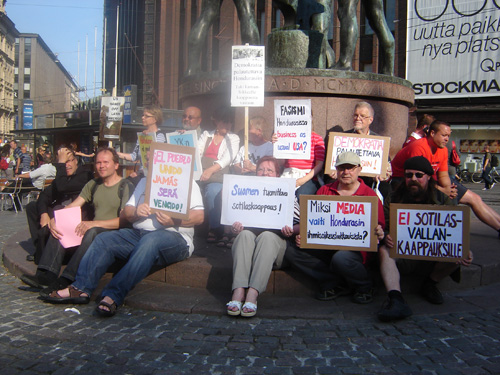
left=126, top=178, right=204, bottom=255
left=20, top=153, right=32, bottom=172
left=79, top=178, right=132, bottom=221
left=284, top=132, right=325, bottom=170
left=29, top=164, right=56, bottom=189
left=391, top=137, right=448, bottom=179
left=233, top=142, right=273, bottom=167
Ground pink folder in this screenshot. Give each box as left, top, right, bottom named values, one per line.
left=53, top=206, right=83, bottom=248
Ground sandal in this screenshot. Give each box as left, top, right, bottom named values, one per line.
left=217, top=235, right=229, bottom=247
left=241, top=302, right=257, bottom=318
left=226, top=300, right=242, bottom=316
left=95, top=299, right=118, bottom=317
left=44, top=285, right=90, bottom=304
left=207, top=231, right=218, bottom=243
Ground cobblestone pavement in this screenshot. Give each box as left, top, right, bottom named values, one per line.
left=2, top=186, right=500, bottom=374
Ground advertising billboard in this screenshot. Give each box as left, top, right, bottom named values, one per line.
left=406, top=0, right=500, bottom=99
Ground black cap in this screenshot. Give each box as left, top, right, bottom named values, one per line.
left=403, top=156, right=434, bottom=176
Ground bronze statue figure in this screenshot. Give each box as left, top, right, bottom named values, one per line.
left=334, top=0, right=395, bottom=75
left=186, top=0, right=260, bottom=76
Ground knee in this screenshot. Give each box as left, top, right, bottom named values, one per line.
left=332, top=251, right=360, bottom=269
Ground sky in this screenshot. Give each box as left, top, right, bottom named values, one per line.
left=6, top=0, right=104, bottom=100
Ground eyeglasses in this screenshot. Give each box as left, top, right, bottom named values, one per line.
left=404, top=172, right=426, bottom=178
left=142, top=114, right=154, bottom=118
left=182, top=114, right=199, bottom=120
left=353, top=114, right=371, bottom=120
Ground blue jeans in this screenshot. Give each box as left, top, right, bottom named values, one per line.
left=202, top=182, right=222, bottom=231
left=72, top=228, right=189, bottom=306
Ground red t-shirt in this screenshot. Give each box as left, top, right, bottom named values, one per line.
left=316, top=179, right=385, bottom=264
left=285, top=132, right=325, bottom=170
left=392, top=137, right=448, bottom=179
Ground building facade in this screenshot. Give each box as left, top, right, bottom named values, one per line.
left=103, top=1, right=498, bottom=166
left=0, top=0, right=18, bottom=139
left=15, top=33, right=79, bottom=130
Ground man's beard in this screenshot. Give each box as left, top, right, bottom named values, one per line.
left=407, top=182, right=424, bottom=198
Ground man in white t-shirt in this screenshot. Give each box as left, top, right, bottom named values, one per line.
left=232, top=116, right=273, bottom=175
left=17, top=152, right=56, bottom=190
left=44, top=177, right=204, bottom=317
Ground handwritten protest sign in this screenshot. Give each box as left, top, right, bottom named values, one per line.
left=273, top=99, right=312, bottom=160
left=165, top=130, right=202, bottom=180
left=137, top=132, right=154, bottom=172
left=324, top=132, right=391, bottom=177
left=299, top=195, right=378, bottom=251
left=99, top=96, right=124, bottom=140
left=220, top=174, right=295, bottom=230
left=231, top=45, right=265, bottom=107
left=145, top=143, right=195, bottom=220
left=389, top=204, right=470, bottom=263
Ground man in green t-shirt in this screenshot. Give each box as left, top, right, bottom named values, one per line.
left=21, top=147, right=133, bottom=296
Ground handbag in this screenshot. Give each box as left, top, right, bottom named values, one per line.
left=199, top=136, right=229, bottom=184
left=451, top=141, right=461, bottom=167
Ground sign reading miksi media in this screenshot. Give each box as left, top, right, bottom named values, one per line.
left=406, top=0, right=500, bottom=99
left=231, top=45, right=265, bottom=107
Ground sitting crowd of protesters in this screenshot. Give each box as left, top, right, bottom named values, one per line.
left=16, top=102, right=493, bottom=322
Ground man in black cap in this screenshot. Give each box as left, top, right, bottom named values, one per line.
left=377, top=156, right=473, bottom=322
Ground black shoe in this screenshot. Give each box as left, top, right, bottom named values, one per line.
left=20, top=274, right=44, bottom=289
left=316, top=286, right=351, bottom=301
left=420, top=281, right=444, bottom=305
left=39, top=277, right=72, bottom=299
left=26, top=255, right=35, bottom=262
left=377, top=297, right=413, bottom=322
left=352, top=288, right=374, bottom=304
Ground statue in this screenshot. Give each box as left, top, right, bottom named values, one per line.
left=186, top=0, right=260, bottom=76
left=334, top=0, right=395, bottom=75
left=273, top=0, right=334, bottom=69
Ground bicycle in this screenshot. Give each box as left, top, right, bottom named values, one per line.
left=456, top=166, right=472, bottom=183
left=470, top=166, right=500, bottom=184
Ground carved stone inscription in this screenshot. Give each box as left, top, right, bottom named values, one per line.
left=267, top=76, right=414, bottom=103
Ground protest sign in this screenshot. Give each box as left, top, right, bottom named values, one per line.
left=273, top=99, right=312, bottom=160
left=300, top=195, right=378, bottom=251
left=54, top=206, right=82, bottom=248
left=231, top=45, right=265, bottom=107
left=389, top=204, right=470, bottom=263
left=165, top=130, right=202, bottom=180
left=220, top=174, right=295, bottom=230
left=137, top=132, right=154, bottom=172
left=325, top=132, right=391, bottom=177
left=145, top=143, right=195, bottom=220
left=99, top=96, right=125, bottom=140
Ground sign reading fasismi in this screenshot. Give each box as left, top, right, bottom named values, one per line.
left=406, top=0, right=500, bottom=99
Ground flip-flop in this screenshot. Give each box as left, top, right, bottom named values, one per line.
left=95, top=299, right=117, bottom=317
left=241, top=302, right=257, bottom=318
left=226, top=300, right=242, bottom=316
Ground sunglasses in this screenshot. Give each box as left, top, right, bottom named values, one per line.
left=404, top=172, right=426, bottom=178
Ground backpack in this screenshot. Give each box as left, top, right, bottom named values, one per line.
left=0, top=157, right=8, bottom=170
left=492, top=154, right=499, bottom=168
left=88, top=178, right=135, bottom=218
left=450, top=141, right=460, bottom=167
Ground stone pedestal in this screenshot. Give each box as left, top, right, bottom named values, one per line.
left=179, top=69, right=414, bottom=157
left=267, top=29, right=324, bottom=69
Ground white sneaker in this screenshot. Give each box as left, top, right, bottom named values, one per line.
left=482, top=188, right=489, bottom=191
left=491, top=183, right=496, bottom=189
